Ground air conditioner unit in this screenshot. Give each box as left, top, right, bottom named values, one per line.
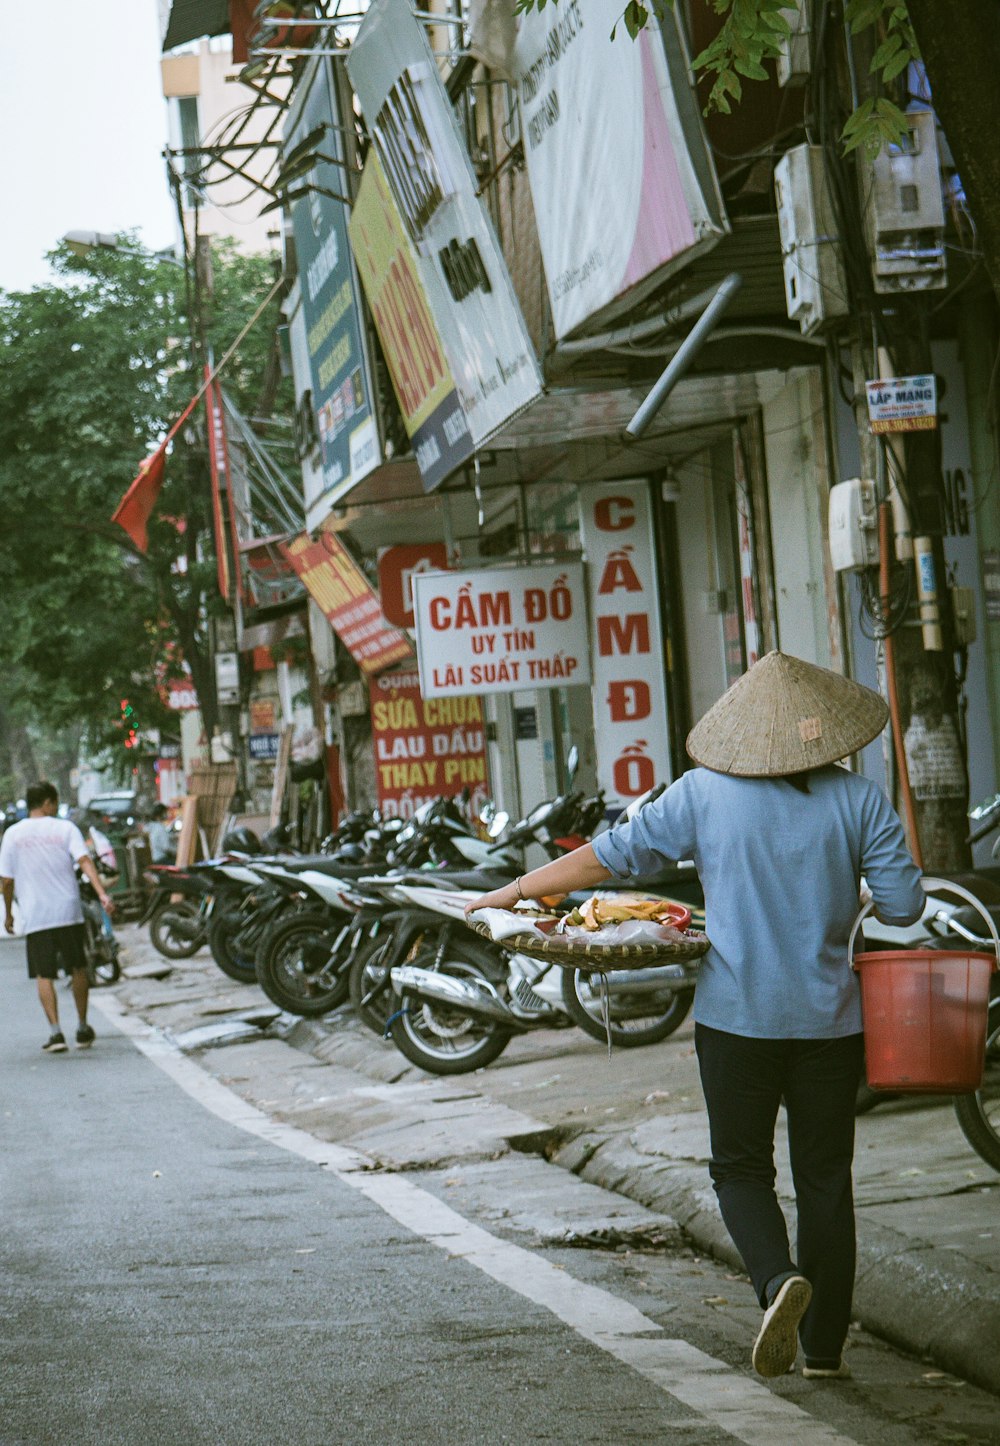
left=860, top=110, right=946, bottom=292
left=774, top=144, right=849, bottom=334
left=776, top=4, right=810, bottom=87
left=829, top=478, right=879, bottom=572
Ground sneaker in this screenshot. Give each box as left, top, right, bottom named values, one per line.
left=42, top=1032, right=68, bottom=1053
left=752, top=1274, right=813, bottom=1378
left=802, top=1361, right=852, bottom=1380
left=76, top=1024, right=96, bottom=1048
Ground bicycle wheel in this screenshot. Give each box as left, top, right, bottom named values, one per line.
left=954, top=1004, right=1000, bottom=1173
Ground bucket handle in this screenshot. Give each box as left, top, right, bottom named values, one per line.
left=848, top=876, right=1000, bottom=970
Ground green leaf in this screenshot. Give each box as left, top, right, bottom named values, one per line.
left=623, top=0, right=649, bottom=38
left=881, top=48, right=912, bottom=83
left=733, top=56, right=769, bottom=80
left=869, top=32, right=902, bottom=71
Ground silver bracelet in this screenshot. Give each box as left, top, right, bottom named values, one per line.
left=514, top=876, right=525, bottom=902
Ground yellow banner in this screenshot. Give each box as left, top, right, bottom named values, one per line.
left=349, top=155, right=456, bottom=435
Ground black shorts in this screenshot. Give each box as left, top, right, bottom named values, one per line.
left=26, top=924, right=87, bottom=979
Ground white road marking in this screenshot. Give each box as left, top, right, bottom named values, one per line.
left=93, top=994, right=860, bottom=1446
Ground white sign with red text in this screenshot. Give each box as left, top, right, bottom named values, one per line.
left=579, top=482, right=672, bottom=808
left=412, top=563, right=590, bottom=699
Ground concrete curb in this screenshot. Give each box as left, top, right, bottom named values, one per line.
left=549, top=1127, right=1000, bottom=1398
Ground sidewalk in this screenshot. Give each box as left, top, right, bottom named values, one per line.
left=107, top=925, right=1000, bottom=1397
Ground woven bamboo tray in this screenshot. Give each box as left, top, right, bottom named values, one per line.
left=469, top=918, right=710, bottom=973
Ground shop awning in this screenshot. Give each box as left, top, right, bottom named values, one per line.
left=162, top=0, right=230, bottom=52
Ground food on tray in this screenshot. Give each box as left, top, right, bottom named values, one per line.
left=561, top=894, right=692, bottom=933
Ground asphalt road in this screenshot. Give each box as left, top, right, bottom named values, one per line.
left=2, top=935, right=998, bottom=1446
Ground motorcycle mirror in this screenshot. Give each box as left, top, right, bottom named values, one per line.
left=488, top=810, right=510, bottom=838
left=566, top=745, right=579, bottom=784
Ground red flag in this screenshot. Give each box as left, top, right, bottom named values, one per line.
left=111, top=443, right=168, bottom=553
left=111, top=392, right=201, bottom=551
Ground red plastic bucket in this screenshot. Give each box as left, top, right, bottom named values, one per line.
left=853, top=949, right=994, bottom=1091
left=850, top=878, right=998, bottom=1093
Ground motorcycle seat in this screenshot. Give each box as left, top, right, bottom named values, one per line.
left=276, top=858, right=383, bottom=880
left=934, top=871, right=1000, bottom=906
left=391, top=868, right=516, bottom=891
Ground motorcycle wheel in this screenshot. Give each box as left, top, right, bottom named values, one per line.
left=149, top=900, right=204, bottom=959
left=953, top=1006, right=1000, bottom=1173
left=255, top=911, right=351, bottom=1016
left=207, top=913, right=259, bottom=985
left=348, top=933, right=395, bottom=1035
left=389, top=942, right=512, bottom=1075
left=560, top=970, right=694, bottom=1047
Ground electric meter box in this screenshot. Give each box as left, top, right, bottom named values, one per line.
left=861, top=110, right=946, bottom=292
left=776, top=5, right=810, bottom=87
left=774, top=145, right=849, bottom=334
left=829, top=478, right=879, bottom=572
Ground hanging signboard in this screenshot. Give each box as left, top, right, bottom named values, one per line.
left=412, top=562, right=590, bottom=699
left=285, top=59, right=379, bottom=506
left=281, top=532, right=413, bottom=676
left=349, top=158, right=474, bottom=490
left=512, top=0, right=728, bottom=340
left=347, top=0, right=542, bottom=454
left=579, top=483, right=672, bottom=809
left=865, top=375, right=938, bottom=433
left=370, top=667, right=489, bottom=817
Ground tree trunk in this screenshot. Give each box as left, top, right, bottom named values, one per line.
left=0, top=703, right=40, bottom=798
left=906, top=0, right=1000, bottom=298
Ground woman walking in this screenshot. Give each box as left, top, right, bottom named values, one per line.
left=466, top=651, right=923, bottom=1380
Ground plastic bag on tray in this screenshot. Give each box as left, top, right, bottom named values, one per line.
left=555, top=918, right=687, bottom=946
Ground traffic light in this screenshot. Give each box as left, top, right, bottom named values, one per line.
left=120, top=698, right=138, bottom=750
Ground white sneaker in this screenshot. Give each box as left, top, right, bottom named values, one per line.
left=802, top=1360, right=852, bottom=1380
left=752, top=1274, right=812, bottom=1378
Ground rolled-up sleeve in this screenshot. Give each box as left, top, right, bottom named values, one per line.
left=592, top=774, right=698, bottom=881
left=861, top=786, right=924, bottom=925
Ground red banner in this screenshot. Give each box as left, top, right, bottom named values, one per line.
left=370, top=668, right=489, bottom=818
left=281, top=531, right=413, bottom=676
left=205, top=373, right=235, bottom=601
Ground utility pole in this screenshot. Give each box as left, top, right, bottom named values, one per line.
left=834, top=25, right=971, bottom=872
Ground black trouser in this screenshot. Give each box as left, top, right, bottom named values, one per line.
left=695, top=1024, right=865, bottom=1364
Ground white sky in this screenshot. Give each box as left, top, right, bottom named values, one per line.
left=0, top=0, right=177, bottom=292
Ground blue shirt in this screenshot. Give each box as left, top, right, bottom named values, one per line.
left=591, top=765, right=924, bottom=1039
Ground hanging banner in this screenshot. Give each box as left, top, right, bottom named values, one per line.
left=285, top=59, right=379, bottom=507
left=347, top=0, right=542, bottom=452
left=349, top=157, right=473, bottom=490
left=370, top=667, right=489, bottom=817
left=281, top=532, right=413, bottom=676
left=204, top=374, right=235, bottom=601
left=579, top=482, right=671, bottom=810
left=412, top=563, right=590, bottom=699
left=512, top=0, right=727, bottom=340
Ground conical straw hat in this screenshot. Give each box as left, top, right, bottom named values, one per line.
left=686, top=651, right=888, bottom=777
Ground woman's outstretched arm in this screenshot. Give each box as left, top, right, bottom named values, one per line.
left=463, top=843, right=613, bottom=916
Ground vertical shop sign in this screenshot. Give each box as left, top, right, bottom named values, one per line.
left=281, top=532, right=413, bottom=676
left=285, top=59, right=379, bottom=506
left=512, top=0, right=727, bottom=339
left=347, top=0, right=542, bottom=449
left=370, top=667, right=489, bottom=816
left=349, top=158, right=473, bottom=490
left=579, top=482, right=672, bottom=809
left=378, top=542, right=449, bottom=629
left=411, top=563, right=590, bottom=699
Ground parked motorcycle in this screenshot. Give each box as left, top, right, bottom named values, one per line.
left=386, top=784, right=705, bottom=1074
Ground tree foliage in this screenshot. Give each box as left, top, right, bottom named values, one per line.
left=0, top=240, right=284, bottom=770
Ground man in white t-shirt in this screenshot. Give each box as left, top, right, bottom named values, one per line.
left=0, top=781, right=114, bottom=1053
